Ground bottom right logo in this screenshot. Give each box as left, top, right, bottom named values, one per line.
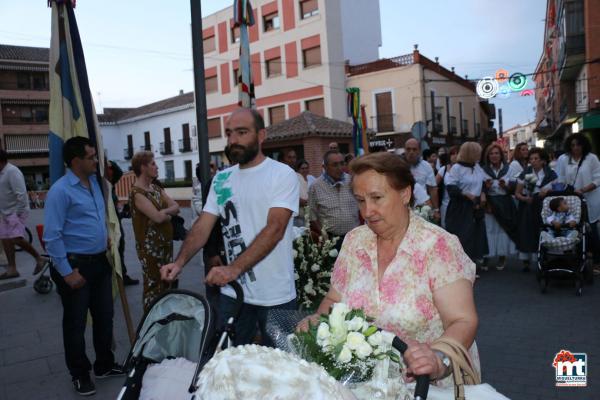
left=553, top=350, right=587, bottom=387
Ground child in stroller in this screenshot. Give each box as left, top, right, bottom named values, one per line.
left=540, top=197, right=579, bottom=243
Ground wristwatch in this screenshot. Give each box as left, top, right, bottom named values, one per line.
left=433, top=350, right=452, bottom=380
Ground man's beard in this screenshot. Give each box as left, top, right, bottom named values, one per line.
left=225, top=140, right=260, bottom=165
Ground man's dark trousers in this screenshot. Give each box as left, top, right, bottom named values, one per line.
left=50, top=253, right=115, bottom=379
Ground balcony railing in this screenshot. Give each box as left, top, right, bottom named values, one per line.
left=3, top=134, right=49, bottom=156
left=159, top=141, right=173, bottom=155
left=179, top=137, right=198, bottom=153
left=347, top=53, right=414, bottom=76
left=461, top=120, right=469, bottom=136
left=140, top=144, right=153, bottom=152
left=124, top=148, right=133, bottom=160
left=449, top=116, right=457, bottom=135
left=558, top=0, right=585, bottom=80
left=370, top=114, right=396, bottom=133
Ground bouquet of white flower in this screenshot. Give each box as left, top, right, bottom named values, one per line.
left=293, top=207, right=339, bottom=311
left=292, top=303, right=400, bottom=383
left=524, top=172, right=538, bottom=194
left=414, top=204, right=433, bottom=222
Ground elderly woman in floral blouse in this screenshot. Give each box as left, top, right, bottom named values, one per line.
left=298, top=152, right=479, bottom=387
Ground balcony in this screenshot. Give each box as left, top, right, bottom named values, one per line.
left=558, top=0, right=585, bottom=81
left=123, top=147, right=133, bottom=160
left=179, top=137, right=198, bottom=153
left=160, top=141, right=173, bottom=155
left=449, top=117, right=457, bottom=135
left=370, top=114, right=396, bottom=133
left=3, top=134, right=48, bottom=157
left=139, top=144, right=153, bottom=152
left=461, top=120, right=469, bottom=136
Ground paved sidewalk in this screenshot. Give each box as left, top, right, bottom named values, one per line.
left=0, top=209, right=598, bottom=399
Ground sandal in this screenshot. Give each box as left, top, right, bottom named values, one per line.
left=0, top=271, right=20, bottom=280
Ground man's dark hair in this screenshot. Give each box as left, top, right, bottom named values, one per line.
left=549, top=197, right=564, bottom=212
left=422, top=149, right=434, bottom=160
left=63, top=136, right=93, bottom=167
left=323, top=150, right=341, bottom=165
left=0, top=148, right=8, bottom=163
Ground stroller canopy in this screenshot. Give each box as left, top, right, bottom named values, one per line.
left=130, top=290, right=210, bottom=364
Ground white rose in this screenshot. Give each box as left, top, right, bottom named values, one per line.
left=367, top=331, right=383, bottom=347
left=328, top=249, right=338, bottom=258
left=355, top=341, right=373, bottom=359
left=380, top=331, right=395, bottom=345
left=337, top=345, right=352, bottom=364
left=294, top=272, right=299, bottom=280
left=317, top=322, right=331, bottom=342
left=311, top=263, right=320, bottom=272
left=345, top=316, right=365, bottom=332
left=345, top=331, right=367, bottom=350
left=329, top=303, right=350, bottom=341
left=292, top=249, right=298, bottom=259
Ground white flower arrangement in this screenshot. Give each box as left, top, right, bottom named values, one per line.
left=293, top=207, right=339, bottom=311
left=524, top=173, right=538, bottom=193
left=414, top=204, right=433, bottom=222
left=292, top=303, right=400, bottom=382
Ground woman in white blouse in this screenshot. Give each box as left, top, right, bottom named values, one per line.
left=515, top=148, right=557, bottom=271
left=445, top=142, right=488, bottom=264
left=556, top=133, right=600, bottom=270
left=436, top=145, right=459, bottom=228
left=507, top=142, right=529, bottom=190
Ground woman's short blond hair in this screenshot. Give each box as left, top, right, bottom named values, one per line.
left=456, top=142, right=482, bottom=164
left=131, top=151, right=154, bottom=177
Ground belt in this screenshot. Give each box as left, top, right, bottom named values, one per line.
left=67, top=251, right=107, bottom=261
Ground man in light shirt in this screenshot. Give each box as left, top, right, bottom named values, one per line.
left=403, top=138, right=440, bottom=221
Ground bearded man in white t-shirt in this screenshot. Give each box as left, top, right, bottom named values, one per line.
left=161, top=108, right=299, bottom=345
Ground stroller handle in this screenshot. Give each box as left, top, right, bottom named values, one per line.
left=392, top=336, right=430, bottom=400
left=227, top=280, right=244, bottom=319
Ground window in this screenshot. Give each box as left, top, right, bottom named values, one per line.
left=461, top=119, right=469, bottom=135
left=434, top=106, right=444, bottom=132
left=143, top=131, right=151, bottom=151
left=1, top=104, right=48, bottom=124
left=232, top=66, right=239, bottom=86
left=125, top=135, right=133, bottom=160
left=305, top=98, right=324, bottom=116
left=184, top=160, right=193, bottom=181
left=161, top=127, right=172, bottom=155
left=207, top=117, right=222, bottom=138
left=263, top=12, right=280, bottom=32
left=374, top=92, right=393, bottom=132
left=205, top=75, right=218, bottom=93
left=269, top=106, right=286, bottom=125
left=300, top=0, right=319, bottom=19
left=203, top=35, right=216, bottom=54
left=231, top=26, right=240, bottom=43
left=303, top=46, right=321, bottom=68
left=164, top=160, right=175, bottom=181
left=266, top=57, right=282, bottom=77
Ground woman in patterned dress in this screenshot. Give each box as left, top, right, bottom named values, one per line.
left=129, top=151, right=180, bottom=311
left=298, top=152, right=479, bottom=388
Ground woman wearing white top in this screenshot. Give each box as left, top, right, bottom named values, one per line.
left=481, top=144, right=518, bottom=270
left=436, top=146, right=459, bottom=228
left=507, top=142, right=529, bottom=190
left=445, top=142, right=488, bottom=264
left=515, top=148, right=557, bottom=271
left=556, top=133, right=600, bottom=269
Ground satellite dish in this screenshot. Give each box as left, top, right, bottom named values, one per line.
left=411, top=121, right=429, bottom=150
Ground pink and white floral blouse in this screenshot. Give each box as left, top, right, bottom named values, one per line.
left=331, top=212, right=480, bottom=381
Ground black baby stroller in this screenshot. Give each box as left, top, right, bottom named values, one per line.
left=537, top=191, right=594, bottom=296
left=117, top=282, right=244, bottom=400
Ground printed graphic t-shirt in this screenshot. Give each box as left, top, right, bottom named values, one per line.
left=203, top=157, right=300, bottom=306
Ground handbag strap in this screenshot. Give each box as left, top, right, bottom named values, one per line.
left=431, top=337, right=481, bottom=400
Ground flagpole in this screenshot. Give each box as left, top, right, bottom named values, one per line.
left=190, top=0, right=211, bottom=200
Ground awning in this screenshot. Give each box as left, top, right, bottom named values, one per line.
left=0, top=98, right=49, bottom=106
left=3, top=134, right=49, bottom=154
left=576, top=112, right=600, bottom=131
left=0, top=62, right=48, bottom=72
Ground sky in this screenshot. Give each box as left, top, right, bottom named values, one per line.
left=0, top=0, right=547, bottom=131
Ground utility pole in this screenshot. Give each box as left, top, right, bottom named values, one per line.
left=498, top=108, right=503, bottom=137
left=190, top=0, right=211, bottom=201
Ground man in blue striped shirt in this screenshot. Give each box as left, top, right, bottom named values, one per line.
left=44, top=137, right=123, bottom=396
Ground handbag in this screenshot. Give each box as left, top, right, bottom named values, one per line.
left=430, top=338, right=483, bottom=400
left=171, top=215, right=188, bottom=241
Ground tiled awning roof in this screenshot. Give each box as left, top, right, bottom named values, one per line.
left=0, top=61, right=48, bottom=72
left=265, top=111, right=373, bottom=142
left=0, top=44, right=49, bottom=62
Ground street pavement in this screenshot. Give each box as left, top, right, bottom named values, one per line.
left=0, top=209, right=598, bottom=400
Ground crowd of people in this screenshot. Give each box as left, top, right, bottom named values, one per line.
left=2, top=108, right=599, bottom=396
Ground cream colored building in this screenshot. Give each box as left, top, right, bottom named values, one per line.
left=346, top=47, right=496, bottom=151
left=503, top=122, right=538, bottom=149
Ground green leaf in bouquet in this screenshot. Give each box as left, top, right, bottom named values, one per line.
left=387, top=350, right=401, bottom=363
left=362, top=325, right=378, bottom=337
left=346, top=309, right=366, bottom=321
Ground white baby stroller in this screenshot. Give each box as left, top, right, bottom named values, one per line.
left=117, top=282, right=244, bottom=400
left=537, top=191, right=594, bottom=295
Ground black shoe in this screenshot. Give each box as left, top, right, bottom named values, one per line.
left=73, top=376, right=96, bottom=396
left=123, top=275, right=139, bottom=286
left=94, top=363, right=125, bottom=379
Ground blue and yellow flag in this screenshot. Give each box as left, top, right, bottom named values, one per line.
left=48, top=0, right=122, bottom=279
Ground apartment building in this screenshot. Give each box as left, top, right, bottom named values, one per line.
left=534, top=0, right=600, bottom=151
left=0, top=44, right=50, bottom=188
left=346, top=47, right=496, bottom=152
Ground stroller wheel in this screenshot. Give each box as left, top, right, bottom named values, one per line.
left=34, top=276, right=53, bottom=294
